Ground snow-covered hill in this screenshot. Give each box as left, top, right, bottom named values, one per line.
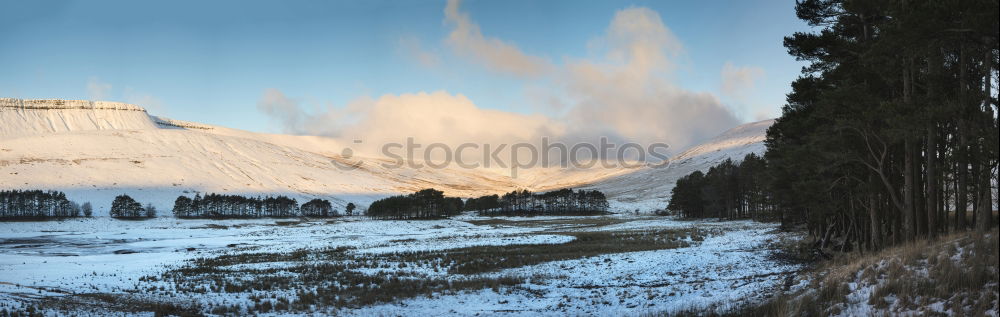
left=0, top=98, right=156, bottom=138
left=1, top=98, right=522, bottom=214
left=577, top=119, right=773, bottom=212
left=1, top=98, right=771, bottom=214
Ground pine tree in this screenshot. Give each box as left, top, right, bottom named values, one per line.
left=366, top=188, right=470, bottom=220
left=110, top=194, right=144, bottom=218
left=302, top=199, right=334, bottom=217
left=466, top=189, right=608, bottom=216
left=346, top=202, right=356, bottom=216
left=1, top=190, right=83, bottom=220
left=173, top=196, right=193, bottom=218
left=766, top=0, right=998, bottom=251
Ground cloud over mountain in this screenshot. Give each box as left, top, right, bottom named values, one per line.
left=260, top=2, right=741, bottom=160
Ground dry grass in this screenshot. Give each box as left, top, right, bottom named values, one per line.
left=11, top=293, right=204, bottom=317
left=728, top=228, right=999, bottom=317
left=88, top=228, right=704, bottom=315
left=463, top=216, right=635, bottom=229
left=376, top=229, right=702, bottom=274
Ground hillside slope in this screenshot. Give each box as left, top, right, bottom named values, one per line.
left=578, top=119, right=772, bottom=212
left=0, top=98, right=156, bottom=138
left=1, top=99, right=522, bottom=214
left=1, top=98, right=772, bottom=214
left=742, top=229, right=999, bottom=316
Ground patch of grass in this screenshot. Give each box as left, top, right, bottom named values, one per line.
left=191, top=223, right=230, bottom=230
left=464, top=216, right=636, bottom=229
left=377, top=229, right=701, bottom=274
left=134, top=228, right=702, bottom=314
left=21, top=293, right=204, bottom=317
left=726, top=228, right=999, bottom=316
left=150, top=247, right=525, bottom=312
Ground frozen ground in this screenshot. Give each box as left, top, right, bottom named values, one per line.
left=0, top=215, right=800, bottom=315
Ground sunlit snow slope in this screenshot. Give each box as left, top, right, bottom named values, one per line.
left=577, top=119, right=773, bottom=212
left=0, top=98, right=520, bottom=214
left=1, top=98, right=771, bottom=214
left=0, top=98, right=156, bottom=138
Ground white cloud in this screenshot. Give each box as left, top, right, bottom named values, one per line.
left=601, top=7, right=684, bottom=72
left=720, top=61, right=769, bottom=120
left=443, top=0, right=551, bottom=77
left=123, top=88, right=166, bottom=115
left=85, top=78, right=166, bottom=114
left=721, top=61, right=765, bottom=98
left=341, top=91, right=562, bottom=150
left=86, top=77, right=112, bottom=100
left=558, top=7, right=738, bottom=150
left=257, top=90, right=562, bottom=162
left=257, top=89, right=306, bottom=133
left=263, top=4, right=742, bottom=162
left=398, top=36, right=441, bottom=68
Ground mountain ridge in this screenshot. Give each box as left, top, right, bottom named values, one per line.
left=1, top=98, right=771, bottom=214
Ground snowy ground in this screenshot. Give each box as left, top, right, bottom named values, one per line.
left=0, top=215, right=800, bottom=315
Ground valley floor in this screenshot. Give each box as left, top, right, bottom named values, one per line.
left=0, top=215, right=800, bottom=316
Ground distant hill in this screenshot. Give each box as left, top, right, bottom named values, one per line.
left=578, top=119, right=772, bottom=212
left=1, top=98, right=771, bottom=214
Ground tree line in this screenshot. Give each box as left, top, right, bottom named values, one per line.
left=466, top=188, right=610, bottom=216
left=666, top=153, right=775, bottom=220
left=758, top=0, right=997, bottom=252
left=172, top=193, right=341, bottom=219
left=110, top=194, right=156, bottom=218
left=0, top=189, right=89, bottom=219
left=2, top=190, right=353, bottom=220
left=366, top=188, right=464, bottom=220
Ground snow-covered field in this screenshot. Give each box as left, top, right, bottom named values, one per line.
left=0, top=215, right=801, bottom=315
left=0, top=98, right=790, bottom=315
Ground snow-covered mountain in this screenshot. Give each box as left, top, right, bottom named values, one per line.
left=1, top=98, right=770, bottom=214
left=0, top=98, right=156, bottom=138
left=577, top=119, right=772, bottom=212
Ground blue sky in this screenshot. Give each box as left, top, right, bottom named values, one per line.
left=1, top=0, right=808, bottom=136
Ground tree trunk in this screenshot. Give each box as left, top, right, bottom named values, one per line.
left=925, top=50, right=940, bottom=238
left=904, top=135, right=916, bottom=240
left=869, top=175, right=880, bottom=250
left=915, top=143, right=926, bottom=236
left=957, top=43, right=969, bottom=230
left=957, top=129, right=969, bottom=230
left=903, top=60, right=917, bottom=241
left=977, top=38, right=995, bottom=233
left=926, top=124, right=937, bottom=237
